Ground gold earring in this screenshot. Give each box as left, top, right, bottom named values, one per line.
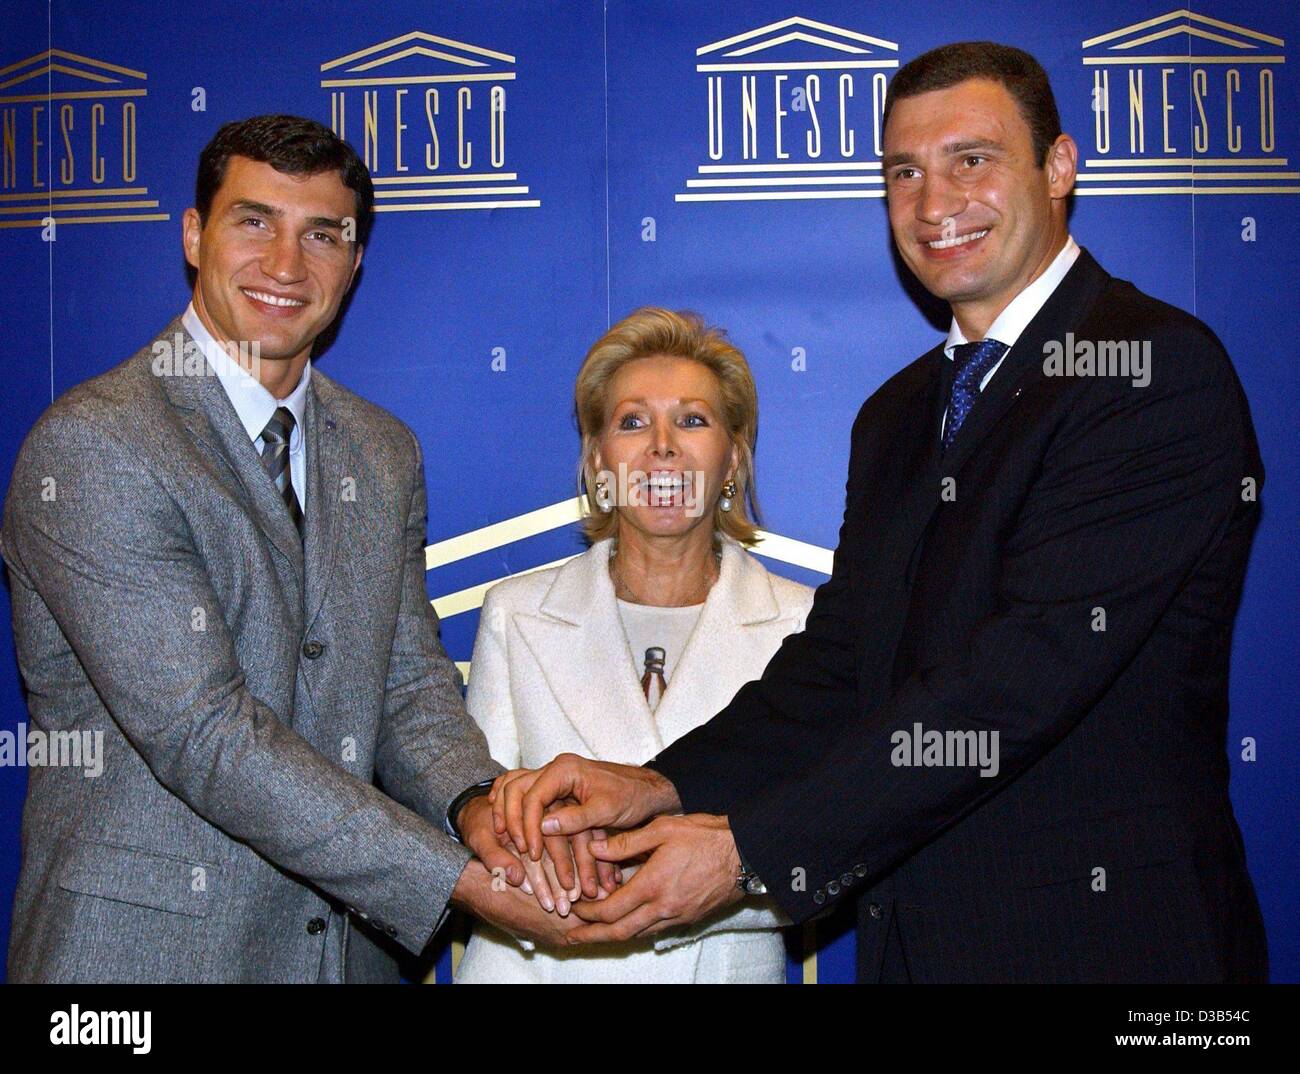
left=719, top=479, right=738, bottom=512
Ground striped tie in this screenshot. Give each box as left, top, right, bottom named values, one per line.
left=259, top=407, right=304, bottom=537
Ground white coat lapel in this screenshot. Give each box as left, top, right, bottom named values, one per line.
left=650, top=537, right=786, bottom=747
left=513, top=542, right=664, bottom=764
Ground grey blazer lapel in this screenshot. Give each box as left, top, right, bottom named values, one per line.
left=153, top=316, right=304, bottom=580
left=302, top=378, right=351, bottom=631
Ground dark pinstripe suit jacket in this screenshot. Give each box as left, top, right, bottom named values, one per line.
left=650, top=248, right=1269, bottom=982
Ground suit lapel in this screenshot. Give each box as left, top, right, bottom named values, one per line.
left=154, top=316, right=304, bottom=581
left=650, top=538, right=786, bottom=747
left=514, top=544, right=663, bottom=764
left=869, top=354, right=947, bottom=548
left=941, top=248, right=1112, bottom=474
left=302, top=377, right=351, bottom=631
left=846, top=354, right=950, bottom=704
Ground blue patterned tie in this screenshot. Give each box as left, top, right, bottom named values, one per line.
left=942, top=339, right=1009, bottom=453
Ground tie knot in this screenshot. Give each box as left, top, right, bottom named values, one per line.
left=951, top=338, right=1008, bottom=386
left=261, top=406, right=295, bottom=446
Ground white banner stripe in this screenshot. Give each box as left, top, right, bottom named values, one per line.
left=431, top=555, right=580, bottom=619
left=751, top=531, right=834, bottom=575
left=425, top=497, right=586, bottom=570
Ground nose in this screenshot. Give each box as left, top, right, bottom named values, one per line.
left=915, top=172, right=967, bottom=229
left=261, top=230, right=306, bottom=284
left=649, top=421, right=679, bottom=460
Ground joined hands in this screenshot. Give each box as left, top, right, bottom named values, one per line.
left=455, top=754, right=746, bottom=945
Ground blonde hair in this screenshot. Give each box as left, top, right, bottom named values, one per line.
left=575, top=306, right=760, bottom=545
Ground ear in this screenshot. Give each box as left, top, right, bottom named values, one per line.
left=347, top=243, right=365, bottom=289
left=182, top=207, right=202, bottom=271
left=1045, top=134, right=1078, bottom=201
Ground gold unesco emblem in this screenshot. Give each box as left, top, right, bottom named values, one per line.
left=675, top=16, right=900, bottom=204
left=1077, top=8, right=1297, bottom=196
left=0, top=47, right=169, bottom=229
left=320, top=29, right=539, bottom=213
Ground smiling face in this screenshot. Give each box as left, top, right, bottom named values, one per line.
left=882, top=78, right=1076, bottom=337
left=593, top=355, right=739, bottom=542
left=182, top=156, right=362, bottom=389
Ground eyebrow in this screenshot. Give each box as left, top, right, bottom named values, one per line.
left=614, top=397, right=716, bottom=408
left=228, top=199, right=280, bottom=218
left=882, top=139, right=1005, bottom=170
left=227, top=200, right=345, bottom=230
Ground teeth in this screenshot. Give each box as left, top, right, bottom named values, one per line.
left=244, top=289, right=306, bottom=308
left=927, top=229, right=989, bottom=250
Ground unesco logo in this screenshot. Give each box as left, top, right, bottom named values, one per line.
left=1077, top=8, right=1297, bottom=196
left=320, top=29, right=540, bottom=214
left=0, top=47, right=168, bottom=230
left=674, top=16, right=900, bottom=204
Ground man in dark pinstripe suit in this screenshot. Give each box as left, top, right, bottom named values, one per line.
left=489, top=42, right=1269, bottom=983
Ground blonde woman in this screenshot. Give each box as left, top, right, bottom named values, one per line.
left=455, top=308, right=814, bottom=983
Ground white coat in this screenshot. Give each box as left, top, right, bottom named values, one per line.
left=454, top=534, right=815, bottom=983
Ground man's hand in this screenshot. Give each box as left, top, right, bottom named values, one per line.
left=458, top=792, right=618, bottom=915
left=489, top=755, right=681, bottom=862
left=449, top=859, right=583, bottom=948
left=566, top=814, right=744, bottom=942
left=457, top=794, right=525, bottom=886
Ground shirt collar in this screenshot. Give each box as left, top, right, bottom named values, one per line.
left=182, top=302, right=310, bottom=447
left=944, top=235, right=1081, bottom=359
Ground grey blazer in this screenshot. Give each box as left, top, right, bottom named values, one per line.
left=1, top=315, right=500, bottom=982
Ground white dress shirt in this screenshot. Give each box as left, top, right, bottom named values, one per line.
left=183, top=302, right=310, bottom=509
left=940, top=235, right=1080, bottom=438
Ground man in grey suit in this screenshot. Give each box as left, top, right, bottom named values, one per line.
left=1, top=114, right=582, bottom=982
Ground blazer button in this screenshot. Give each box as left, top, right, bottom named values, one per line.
left=868, top=903, right=882, bottom=919
left=854, top=864, right=868, bottom=878
left=306, top=917, right=326, bottom=935
left=840, top=873, right=854, bottom=888
left=302, top=640, right=325, bottom=659
left=385, top=925, right=398, bottom=938
left=813, top=890, right=826, bottom=905
left=826, top=880, right=841, bottom=896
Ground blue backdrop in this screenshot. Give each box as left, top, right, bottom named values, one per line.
left=1, top=0, right=1295, bottom=983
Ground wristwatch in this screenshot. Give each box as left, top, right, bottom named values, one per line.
left=736, top=851, right=767, bottom=896
left=444, top=777, right=497, bottom=842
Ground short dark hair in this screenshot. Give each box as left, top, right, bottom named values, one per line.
left=883, top=42, right=1062, bottom=166
left=195, top=114, right=375, bottom=247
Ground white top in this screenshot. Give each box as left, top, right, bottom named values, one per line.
left=616, top=599, right=704, bottom=712
left=183, top=302, right=310, bottom=508
left=940, top=235, right=1081, bottom=438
